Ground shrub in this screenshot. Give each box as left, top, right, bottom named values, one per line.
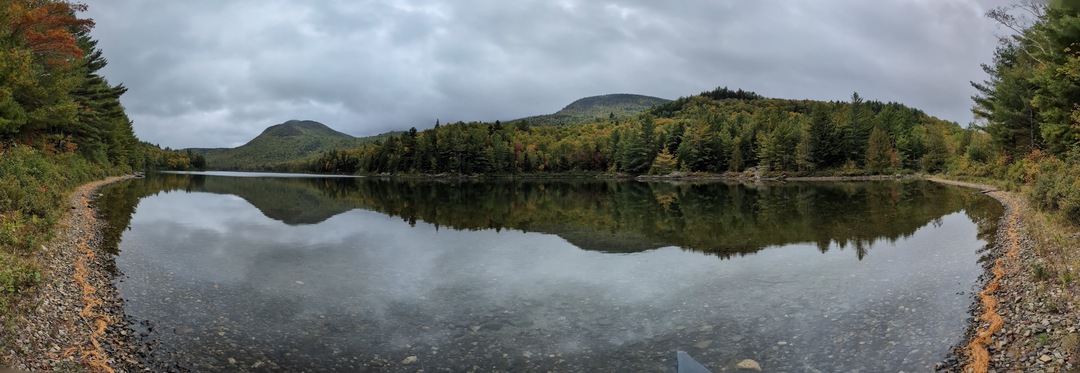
left=0, top=145, right=119, bottom=293
left=1021, top=153, right=1080, bottom=226
left=0, top=253, right=40, bottom=293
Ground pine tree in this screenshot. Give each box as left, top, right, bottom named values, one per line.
left=972, top=43, right=1041, bottom=159
left=865, top=126, right=893, bottom=172
left=729, top=136, right=745, bottom=172
left=649, top=147, right=678, bottom=175
left=1030, top=5, right=1080, bottom=155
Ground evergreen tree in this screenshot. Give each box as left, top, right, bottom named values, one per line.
left=649, top=147, right=678, bottom=175
left=920, top=127, right=949, bottom=173
left=972, top=43, right=1042, bottom=159
left=865, top=125, right=893, bottom=172
left=1030, top=5, right=1080, bottom=155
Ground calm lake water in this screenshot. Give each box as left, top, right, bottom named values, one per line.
left=97, top=173, right=1002, bottom=372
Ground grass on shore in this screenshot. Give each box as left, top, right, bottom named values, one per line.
left=1012, top=196, right=1080, bottom=369
left=1021, top=207, right=1079, bottom=304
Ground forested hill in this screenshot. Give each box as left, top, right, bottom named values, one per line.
left=508, top=93, right=671, bottom=126
left=296, top=86, right=977, bottom=176
left=187, top=120, right=400, bottom=171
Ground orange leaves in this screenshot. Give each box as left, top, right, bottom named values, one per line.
left=4, top=1, right=94, bottom=67
left=63, top=136, right=78, bottom=154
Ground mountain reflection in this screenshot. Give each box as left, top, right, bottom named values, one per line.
left=98, top=173, right=1001, bottom=259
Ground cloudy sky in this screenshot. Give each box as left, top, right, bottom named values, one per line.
left=82, top=0, right=1013, bottom=149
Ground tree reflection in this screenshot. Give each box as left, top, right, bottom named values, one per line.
left=97, top=174, right=1002, bottom=260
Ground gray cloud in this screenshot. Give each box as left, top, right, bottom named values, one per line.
left=82, top=0, right=1013, bottom=148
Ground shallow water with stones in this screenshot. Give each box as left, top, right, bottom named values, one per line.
left=96, top=172, right=1002, bottom=372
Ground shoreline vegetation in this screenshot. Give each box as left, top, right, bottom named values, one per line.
left=353, top=170, right=919, bottom=182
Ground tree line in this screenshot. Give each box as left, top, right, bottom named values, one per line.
left=291, top=87, right=978, bottom=177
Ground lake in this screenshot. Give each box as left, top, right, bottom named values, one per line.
left=97, top=172, right=1002, bottom=372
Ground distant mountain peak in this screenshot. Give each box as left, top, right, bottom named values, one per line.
left=259, top=120, right=354, bottom=139
left=559, top=94, right=670, bottom=114
left=509, top=93, right=670, bottom=126
left=185, top=120, right=400, bottom=171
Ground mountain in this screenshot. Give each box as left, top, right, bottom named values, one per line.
left=508, top=93, right=671, bottom=126
left=187, top=120, right=399, bottom=171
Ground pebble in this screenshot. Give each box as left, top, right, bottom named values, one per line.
left=401, top=356, right=418, bottom=365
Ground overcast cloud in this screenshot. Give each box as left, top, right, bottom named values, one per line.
left=82, top=0, right=1013, bottom=149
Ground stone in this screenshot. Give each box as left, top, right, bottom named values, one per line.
left=401, top=356, right=418, bottom=365
left=736, top=359, right=762, bottom=371
left=1039, top=354, right=1052, bottom=363
left=174, top=327, right=193, bottom=335
left=694, top=340, right=712, bottom=349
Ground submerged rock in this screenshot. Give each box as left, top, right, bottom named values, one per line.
left=401, top=355, right=418, bottom=365
left=736, top=358, right=762, bottom=371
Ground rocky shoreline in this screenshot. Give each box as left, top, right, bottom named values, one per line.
left=930, top=178, right=1078, bottom=373
left=1, top=175, right=141, bottom=372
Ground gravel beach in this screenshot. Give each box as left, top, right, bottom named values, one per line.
left=931, top=178, right=1078, bottom=373
left=1, top=176, right=140, bottom=372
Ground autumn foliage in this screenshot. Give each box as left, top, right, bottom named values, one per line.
left=3, top=1, right=94, bottom=67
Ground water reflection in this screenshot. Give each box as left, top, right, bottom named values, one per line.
left=102, top=174, right=998, bottom=259
left=97, top=173, right=1001, bottom=372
